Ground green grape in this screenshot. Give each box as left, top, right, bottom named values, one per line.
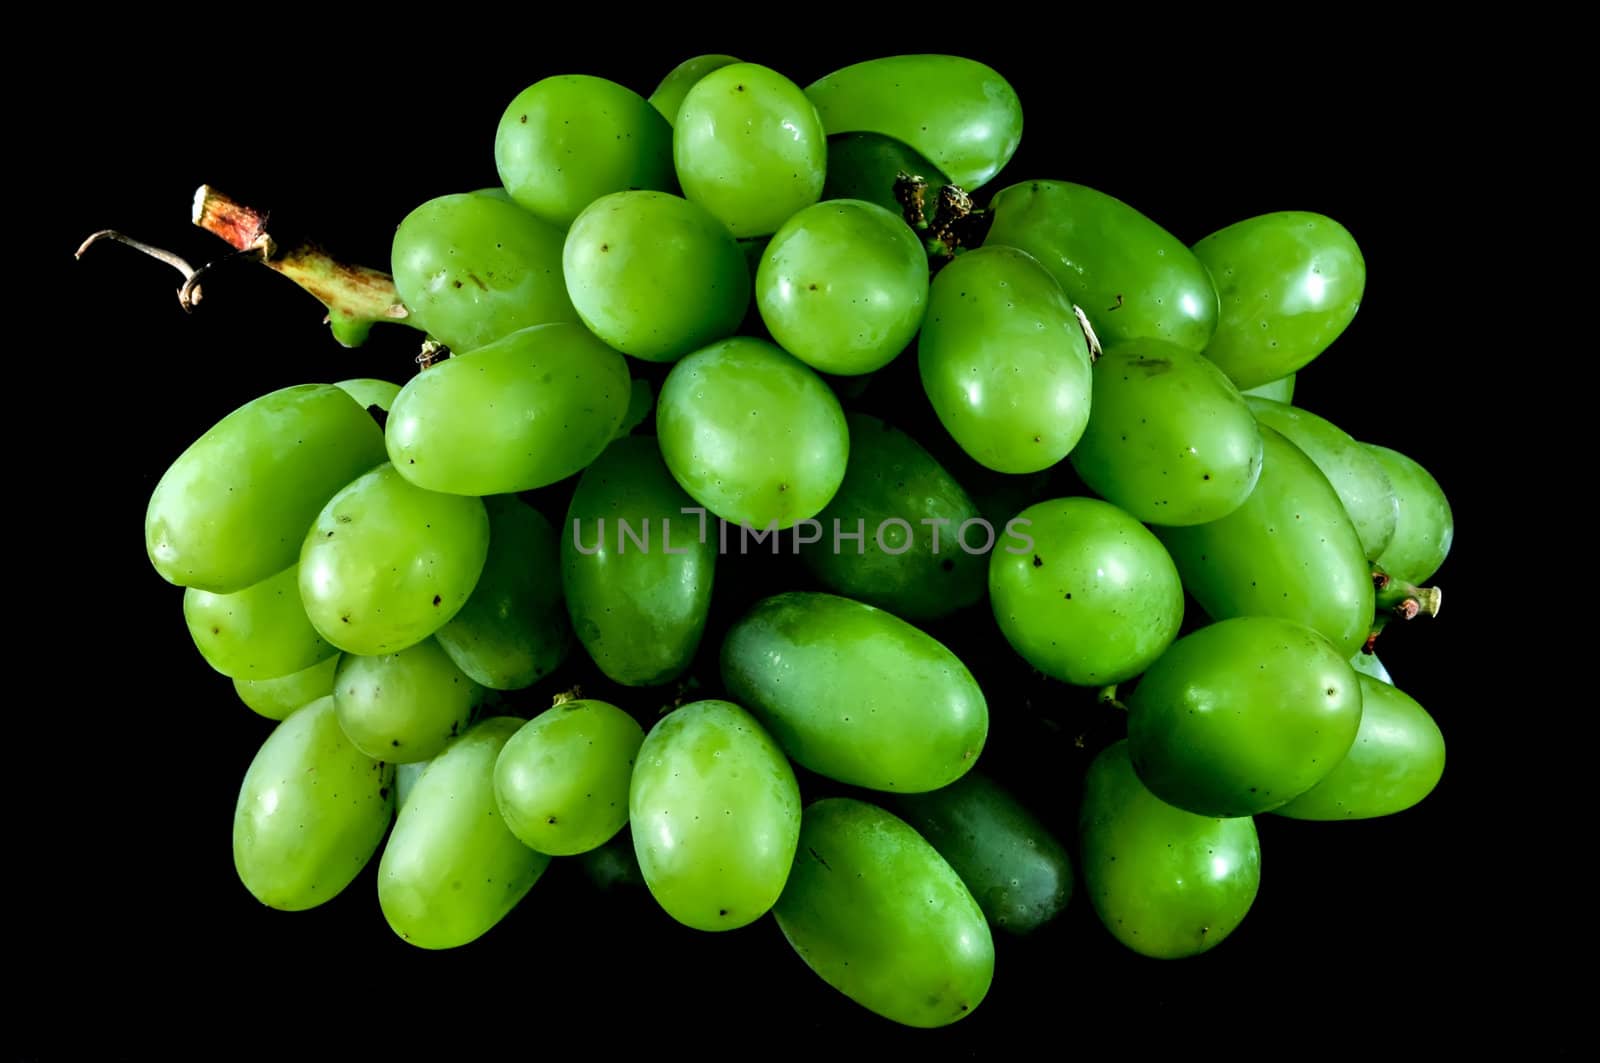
left=648, top=54, right=740, bottom=124
left=630, top=700, right=800, bottom=930
left=1068, top=340, right=1262, bottom=526
left=1248, top=397, right=1398, bottom=559
left=1192, top=211, right=1366, bottom=389
left=1155, top=426, right=1374, bottom=656
left=184, top=564, right=334, bottom=680
left=494, top=75, right=675, bottom=228
left=563, top=191, right=749, bottom=363
left=1080, top=741, right=1259, bottom=959
left=1127, top=617, right=1363, bottom=816
left=299, top=464, right=489, bottom=656
left=891, top=772, right=1073, bottom=936
left=562, top=437, right=715, bottom=685
left=379, top=717, right=550, bottom=949
left=333, top=639, right=483, bottom=764
left=147, top=384, right=386, bottom=593
left=334, top=378, right=401, bottom=413
left=1241, top=373, right=1295, bottom=403
left=988, top=497, right=1183, bottom=686
left=821, top=132, right=950, bottom=215
left=495, top=699, right=644, bottom=855
left=656, top=337, right=848, bottom=529
left=390, top=193, right=576, bottom=353
left=805, top=55, right=1021, bottom=190
left=1366, top=445, right=1454, bottom=583
left=917, top=246, right=1092, bottom=474
left=674, top=63, right=826, bottom=237
left=234, top=656, right=339, bottom=721
left=985, top=181, right=1219, bottom=354
left=774, top=798, right=993, bottom=1027
left=721, top=592, right=987, bottom=792
left=435, top=496, right=571, bottom=690
left=756, top=199, right=927, bottom=375
left=1349, top=651, right=1393, bottom=684
left=395, top=760, right=427, bottom=812
left=386, top=322, right=630, bottom=495
left=801, top=413, right=984, bottom=620
left=1274, top=674, right=1445, bottom=820
left=233, top=696, right=394, bottom=911
left=579, top=826, right=646, bottom=892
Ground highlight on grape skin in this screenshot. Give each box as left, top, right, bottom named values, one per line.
left=86, top=49, right=1455, bottom=1031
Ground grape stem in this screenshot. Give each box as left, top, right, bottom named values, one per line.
left=190, top=185, right=411, bottom=347
left=1096, top=685, right=1128, bottom=712
left=1372, top=566, right=1442, bottom=620
left=892, top=173, right=992, bottom=271
left=74, top=230, right=208, bottom=307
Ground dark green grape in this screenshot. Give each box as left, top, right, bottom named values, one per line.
left=801, top=413, right=984, bottom=620
left=892, top=772, right=1073, bottom=936
left=563, top=436, right=715, bottom=686
left=821, top=132, right=950, bottom=215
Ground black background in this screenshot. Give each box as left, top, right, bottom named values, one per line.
left=25, top=27, right=1559, bottom=1056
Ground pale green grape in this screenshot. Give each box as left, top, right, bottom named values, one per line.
left=298, top=464, right=489, bottom=656
left=233, top=696, right=393, bottom=911
left=234, top=656, right=340, bottom=721
left=494, top=699, right=644, bottom=855
left=334, top=639, right=483, bottom=764
left=184, top=564, right=334, bottom=680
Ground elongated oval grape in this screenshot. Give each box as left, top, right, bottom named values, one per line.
left=563, top=191, right=749, bottom=362
left=234, top=656, right=339, bottom=721
left=674, top=63, right=826, bottom=237
left=756, top=199, right=927, bottom=375
left=495, top=75, right=675, bottom=228
left=1274, top=674, right=1444, bottom=820
left=1128, top=617, right=1363, bottom=816
left=1080, top=741, right=1260, bottom=958
left=435, top=496, right=570, bottom=690
left=390, top=193, right=576, bottom=353
left=892, top=773, right=1073, bottom=936
left=1069, top=340, right=1262, bottom=526
left=1193, top=211, right=1366, bottom=389
left=630, top=700, right=800, bottom=930
left=299, top=464, right=489, bottom=656
left=378, top=717, right=550, bottom=949
left=648, top=54, right=740, bottom=123
left=333, top=639, right=482, bottom=764
left=1156, top=426, right=1374, bottom=656
left=334, top=378, right=400, bottom=412
left=147, top=384, right=386, bottom=592
left=721, top=592, right=987, bottom=792
left=986, top=181, right=1219, bottom=353
left=801, top=413, right=984, bottom=620
left=917, top=246, right=1092, bottom=473
left=1366, top=444, right=1453, bottom=583
left=657, top=337, right=848, bottom=529
left=821, top=132, right=950, bottom=215
left=562, top=437, right=715, bottom=685
left=495, top=699, right=644, bottom=855
left=989, top=498, right=1183, bottom=685
left=386, top=322, right=630, bottom=495
left=805, top=55, right=1021, bottom=190
left=233, top=696, right=394, bottom=911
left=1241, top=373, right=1295, bottom=403
left=1248, top=397, right=1398, bottom=559
left=774, top=798, right=993, bottom=1027
left=184, top=565, right=334, bottom=679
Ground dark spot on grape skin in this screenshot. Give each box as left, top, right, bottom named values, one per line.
left=941, top=559, right=955, bottom=572
left=1033, top=555, right=1043, bottom=567
left=519, top=114, right=527, bottom=123
left=433, top=595, right=442, bottom=606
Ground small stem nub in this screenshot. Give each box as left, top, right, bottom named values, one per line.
left=1372, top=565, right=1443, bottom=619
left=416, top=340, right=448, bottom=369
left=551, top=686, right=584, bottom=707
left=1096, top=684, right=1128, bottom=712
left=894, top=171, right=929, bottom=229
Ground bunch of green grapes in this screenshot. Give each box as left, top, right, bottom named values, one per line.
left=130, top=51, right=1453, bottom=1031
